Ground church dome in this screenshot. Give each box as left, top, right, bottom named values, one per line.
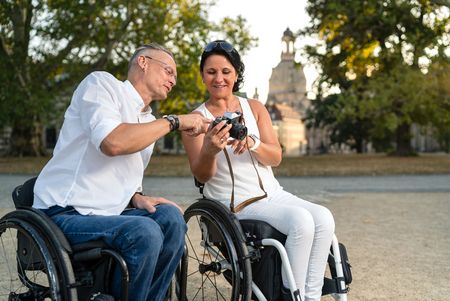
left=283, top=27, right=295, bottom=40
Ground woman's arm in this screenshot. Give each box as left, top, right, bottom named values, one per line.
left=248, top=99, right=282, bottom=166
left=230, top=99, right=282, bottom=166
left=182, top=112, right=232, bottom=183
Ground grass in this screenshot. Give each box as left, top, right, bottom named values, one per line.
left=1, top=153, right=450, bottom=177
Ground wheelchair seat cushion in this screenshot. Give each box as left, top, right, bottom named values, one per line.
left=239, top=219, right=287, bottom=244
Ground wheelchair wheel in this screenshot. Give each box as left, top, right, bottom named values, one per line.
left=180, top=199, right=252, bottom=301
left=0, top=217, right=61, bottom=300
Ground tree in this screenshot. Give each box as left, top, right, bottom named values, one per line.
left=306, top=92, right=373, bottom=153
left=427, top=55, right=450, bottom=152
left=301, top=0, right=449, bottom=155
left=0, top=0, right=257, bottom=156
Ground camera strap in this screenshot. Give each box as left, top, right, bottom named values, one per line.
left=223, top=143, right=267, bottom=213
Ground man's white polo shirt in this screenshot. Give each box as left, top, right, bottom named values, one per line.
left=33, top=71, right=155, bottom=216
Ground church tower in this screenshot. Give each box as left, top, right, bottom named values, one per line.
left=266, top=28, right=309, bottom=115
left=266, top=28, right=309, bottom=156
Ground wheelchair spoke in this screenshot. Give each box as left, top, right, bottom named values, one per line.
left=190, top=271, right=228, bottom=301
left=186, top=233, right=201, bottom=264
left=204, top=272, right=228, bottom=301
left=190, top=271, right=208, bottom=300
left=185, top=215, right=205, bottom=264
left=182, top=207, right=245, bottom=301
left=0, top=220, right=60, bottom=301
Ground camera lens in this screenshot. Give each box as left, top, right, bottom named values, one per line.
left=230, top=124, right=247, bottom=141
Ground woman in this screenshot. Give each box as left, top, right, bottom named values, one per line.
left=182, top=40, right=335, bottom=301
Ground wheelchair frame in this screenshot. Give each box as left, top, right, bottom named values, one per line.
left=176, top=198, right=351, bottom=301
left=0, top=177, right=129, bottom=301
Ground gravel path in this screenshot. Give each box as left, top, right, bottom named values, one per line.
left=321, top=192, right=450, bottom=301
left=1, top=174, right=449, bottom=300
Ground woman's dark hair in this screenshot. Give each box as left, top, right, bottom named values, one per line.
left=200, top=40, right=245, bottom=92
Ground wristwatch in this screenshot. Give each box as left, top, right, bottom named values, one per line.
left=248, top=134, right=261, bottom=151
left=163, top=114, right=180, bottom=132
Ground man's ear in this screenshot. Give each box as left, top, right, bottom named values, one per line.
left=136, top=56, right=147, bottom=72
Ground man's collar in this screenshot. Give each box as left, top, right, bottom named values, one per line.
left=124, top=80, right=152, bottom=113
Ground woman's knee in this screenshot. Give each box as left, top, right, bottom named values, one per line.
left=288, top=208, right=316, bottom=241
left=316, top=206, right=335, bottom=235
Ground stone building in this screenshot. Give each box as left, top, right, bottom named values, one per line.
left=265, top=28, right=309, bottom=156
left=266, top=102, right=307, bottom=155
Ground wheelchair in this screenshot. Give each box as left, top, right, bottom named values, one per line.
left=174, top=197, right=352, bottom=301
left=0, top=177, right=129, bottom=301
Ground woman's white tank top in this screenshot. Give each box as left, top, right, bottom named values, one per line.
left=194, top=97, right=281, bottom=207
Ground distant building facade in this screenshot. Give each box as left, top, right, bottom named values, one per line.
left=410, top=124, right=441, bottom=152
left=265, top=28, right=318, bottom=156
left=266, top=102, right=307, bottom=155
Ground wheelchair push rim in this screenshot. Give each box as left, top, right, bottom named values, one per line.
left=0, top=218, right=61, bottom=301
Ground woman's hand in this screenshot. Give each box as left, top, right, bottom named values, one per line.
left=229, top=135, right=253, bottom=155
left=131, top=193, right=183, bottom=213
left=202, top=121, right=232, bottom=155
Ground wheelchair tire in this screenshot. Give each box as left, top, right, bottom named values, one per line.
left=179, top=199, right=252, bottom=301
left=0, top=217, right=62, bottom=300
left=0, top=210, right=77, bottom=301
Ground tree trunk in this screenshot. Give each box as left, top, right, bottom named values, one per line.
left=394, top=122, right=415, bottom=156
left=354, top=137, right=364, bottom=153
left=8, top=121, right=45, bottom=157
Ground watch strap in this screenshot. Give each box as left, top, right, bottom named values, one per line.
left=163, top=114, right=180, bottom=132
left=249, top=134, right=261, bottom=151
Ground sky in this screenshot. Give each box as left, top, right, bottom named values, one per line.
left=208, top=0, right=318, bottom=103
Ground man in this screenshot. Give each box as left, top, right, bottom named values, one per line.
left=33, top=43, right=210, bottom=300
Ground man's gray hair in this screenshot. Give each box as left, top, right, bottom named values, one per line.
left=128, top=43, right=174, bottom=71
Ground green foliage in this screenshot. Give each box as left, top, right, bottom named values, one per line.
left=0, top=0, right=256, bottom=156
left=302, top=0, right=449, bottom=154
left=427, top=56, right=450, bottom=152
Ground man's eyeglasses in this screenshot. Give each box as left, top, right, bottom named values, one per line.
left=203, top=41, right=235, bottom=54
left=143, top=56, right=177, bottom=83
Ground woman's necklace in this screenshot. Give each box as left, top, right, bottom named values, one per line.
left=207, top=97, right=241, bottom=116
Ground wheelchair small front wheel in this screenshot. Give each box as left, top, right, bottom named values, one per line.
left=181, top=207, right=250, bottom=301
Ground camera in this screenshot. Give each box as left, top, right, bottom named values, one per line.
left=211, top=111, right=247, bottom=141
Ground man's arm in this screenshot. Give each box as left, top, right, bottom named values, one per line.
left=101, top=114, right=210, bottom=156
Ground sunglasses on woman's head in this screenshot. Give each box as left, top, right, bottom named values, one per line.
left=204, top=41, right=235, bottom=53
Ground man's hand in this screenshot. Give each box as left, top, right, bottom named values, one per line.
left=178, top=114, right=211, bottom=137
left=131, top=193, right=183, bottom=213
